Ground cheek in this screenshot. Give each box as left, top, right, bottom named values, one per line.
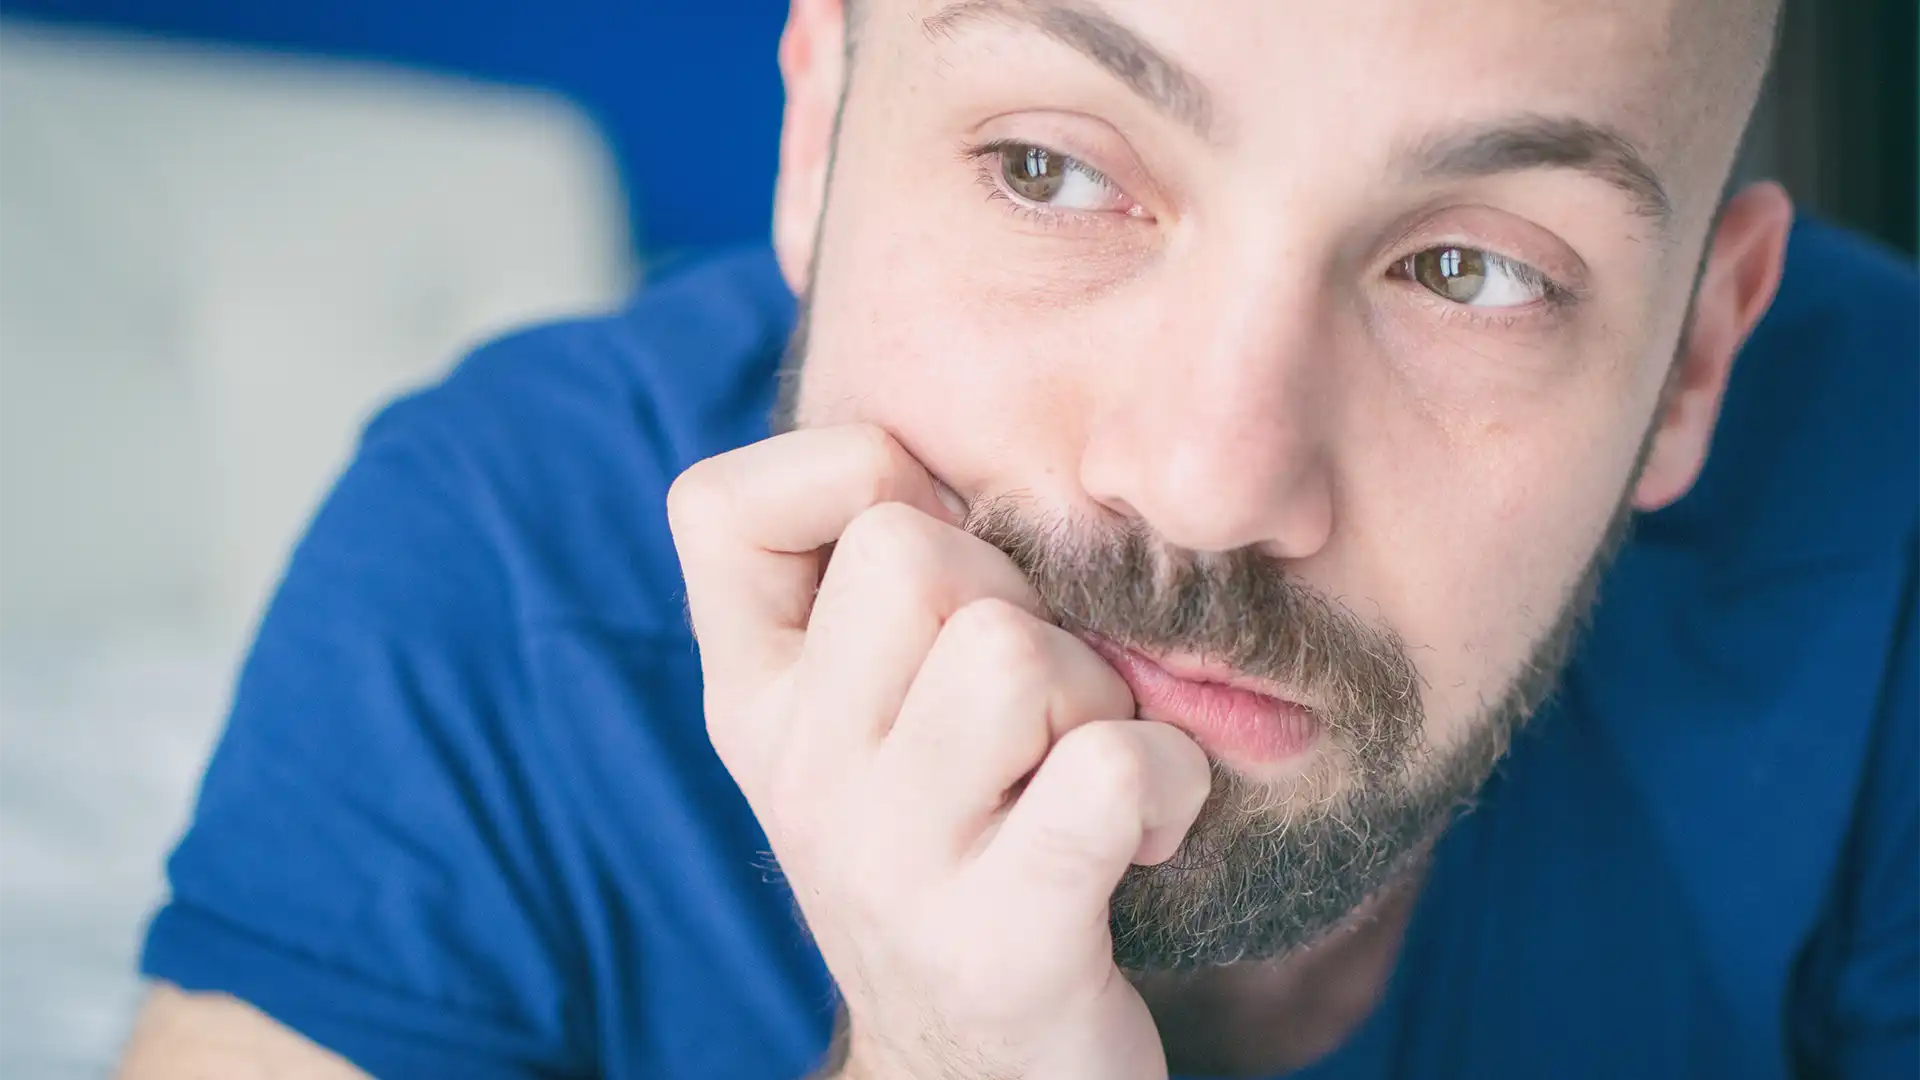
left=1351, top=411, right=1641, bottom=744
left=799, top=218, right=1091, bottom=493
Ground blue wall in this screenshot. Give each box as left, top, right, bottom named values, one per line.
left=2, top=0, right=791, bottom=255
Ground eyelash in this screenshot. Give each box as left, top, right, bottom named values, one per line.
left=961, top=139, right=1135, bottom=232
left=1390, top=250, right=1581, bottom=328
left=962, top=138, right=1581, bottom=325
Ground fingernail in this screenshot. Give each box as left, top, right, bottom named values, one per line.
left=933, top=479, right=969, bottom=524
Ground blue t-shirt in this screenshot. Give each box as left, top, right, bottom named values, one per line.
left=143, top=221, right=1918, bottom=1079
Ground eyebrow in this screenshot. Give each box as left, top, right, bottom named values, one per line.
left=1407, top=116, right=1674, bottom=228
left=923, top=4, right=1672, bottom=230
left=922, top=0, right=1216, bottom=140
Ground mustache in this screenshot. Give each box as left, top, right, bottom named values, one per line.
left=964, top=495, right=1424, bottom=774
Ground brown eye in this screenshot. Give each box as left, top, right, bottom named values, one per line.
left=1409, top=246, right=1488, bottom=303
left=999, top=144, right=1066, bottom=203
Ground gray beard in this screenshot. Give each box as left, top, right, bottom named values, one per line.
left=1104, top=500, right=1630, bottom=973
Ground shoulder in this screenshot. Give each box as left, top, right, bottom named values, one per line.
left=366, top=246, right=794, bottom=634
left=1561, top=222, right=1915, bottom=1019
left=140, top=250, right=802, bottom=1076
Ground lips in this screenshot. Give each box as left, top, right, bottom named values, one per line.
left=1081, top=634, right=1321, bottom=766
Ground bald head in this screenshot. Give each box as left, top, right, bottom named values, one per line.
left=853, top=0, right=1784, bottom=74
left=1652, top=0, right=1783, bottom=198
left=848, top=1, right=1785, bottom=108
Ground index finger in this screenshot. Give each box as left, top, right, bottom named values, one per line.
left=667, top=423, right=965, bottom=693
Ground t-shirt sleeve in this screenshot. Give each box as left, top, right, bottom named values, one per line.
left=1799, top=549, right=1919, bottom=1079
left=140, top=386, right=589, bottom=1079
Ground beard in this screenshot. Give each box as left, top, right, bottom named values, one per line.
left=967, top=496, right=1631, bottom=973
left=774, top=300, right=1642, bottom=975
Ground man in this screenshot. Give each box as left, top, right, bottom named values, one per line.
left=120, top=0, right=1916, bottom=1077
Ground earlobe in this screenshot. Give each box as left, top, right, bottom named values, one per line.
left=1631, top=181, right=1794, bottom=511
left=772, top=0, right=849, bottom=293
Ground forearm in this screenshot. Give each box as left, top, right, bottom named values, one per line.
left=117, top=983, right=370, bottom=1080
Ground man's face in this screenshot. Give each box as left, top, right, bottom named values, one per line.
left=780, top=0, right=1754, bottom=970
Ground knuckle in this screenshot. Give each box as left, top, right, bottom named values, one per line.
left=944, top=598, right=1049, bottom=679
left=665, top=457, right=728, bottom=533
left=836, top=501, right=941, bottom=579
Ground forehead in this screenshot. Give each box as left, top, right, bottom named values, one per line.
left=881, top=0, right=1709, bottom=187
left=897, top=0, right=1693, bottom=85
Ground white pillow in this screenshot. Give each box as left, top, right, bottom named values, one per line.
left=0, top=21, right=636, bottom=1076
left=0, top=18, right=637, bottom=646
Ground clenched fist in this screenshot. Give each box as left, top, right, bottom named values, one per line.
left=668, top=424, right=1211, bottom=1080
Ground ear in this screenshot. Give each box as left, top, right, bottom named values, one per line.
left=1632, top=181, right=1794, bottom=511
left=772, top=0, right=849, bottom=294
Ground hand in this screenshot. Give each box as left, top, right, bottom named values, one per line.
left=668, top=424, right=1211, bottom=1080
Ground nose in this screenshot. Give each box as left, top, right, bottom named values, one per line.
left=1078, top=265, right=1337, bottom=558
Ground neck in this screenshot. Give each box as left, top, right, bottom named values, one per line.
left=1133, top=857, right=1429, bottom=1078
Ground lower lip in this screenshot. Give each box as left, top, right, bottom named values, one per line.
left=1084, top=638, right=1321, bottom=765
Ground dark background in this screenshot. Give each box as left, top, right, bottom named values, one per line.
left=4, top=0, right=1913, bottom=260
left=1740, top=0, right=1916, bottom=256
